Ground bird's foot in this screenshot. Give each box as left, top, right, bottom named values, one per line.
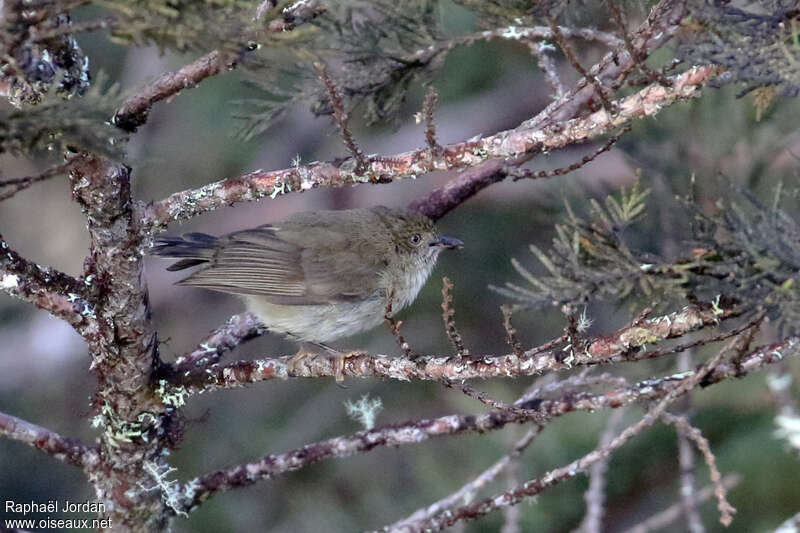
left=289, top=342, right=351, bottom=382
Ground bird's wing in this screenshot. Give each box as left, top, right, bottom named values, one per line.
left=177, top=224, right=387, bottom=305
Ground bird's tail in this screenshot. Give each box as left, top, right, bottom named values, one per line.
left=151, top=232, right=218, bottom=271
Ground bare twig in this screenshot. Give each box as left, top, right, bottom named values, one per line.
left=661, top=413, right=737, bottom=527
left=112, top=1, right=321, bottom=132
left=389, top=427, right=540, bottom=530
left=501, top=305, right=524, bottom=358
left=619, top=475, right=741, bottom=533
left=0, top=410, right=98, bottom=467
left=0, top=161, right=71, bottom=201
left=606, top=0, right=673, bottom=87
left=676, top=351, right=704, bottom=533
left=113, top=50, right=238, bottom=132
left=441, top=277, right=468, bottom=356
left=507, top=128, right=628, bottom=181
left=448, top=380, right=547, bottom=423
left=546, top=17, right=614, bottom=112
left=0, top=232, right=100, bottom=344
left=421, top=86, right=442, bottom=155
left=385, top=295, right=415, bottom=358
left=314, top=61, right=368, bottom=175
left=575, top=409, right=627, bottom=533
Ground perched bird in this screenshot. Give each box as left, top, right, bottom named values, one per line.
left=152, top=206, right=463, bottom=377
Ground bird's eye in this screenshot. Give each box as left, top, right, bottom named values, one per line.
left=410, top=234, right=422, bottom=246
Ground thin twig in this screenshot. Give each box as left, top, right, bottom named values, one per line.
left=507, top=128, right=628, bottom=181
left=441, top=277, right=468, bottom=356
left=389, top=427, right=540, bottom=530
left=575, top=408, right=627, bottom=533
left=501, top=305, right=524, bottom=358
left=0, top=161, right=72, bottom=201
left=421, top=86, right=442, bottom=155
left=606, top=0, right=672, bottom=87
left=546, top=17, right=614, bottom=112
left=661, top=413, right=737, bottom=527
left=385, top=294, right=415, bottom=358
left=112, top=1, right=320, bottom=132
left=180, top=334, right=794, bottom=513
left=676, top=351, right=704, bottom=533
left=314, top=61, right=368, bottom=175
left=619, top=475, right=741, bottom=533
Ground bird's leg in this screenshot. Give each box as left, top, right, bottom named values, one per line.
left=311, top=341, right=348, bottom=382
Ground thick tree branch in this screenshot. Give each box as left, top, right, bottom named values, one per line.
left=180, top=334, right=796, bottom=515
left=145, top=66, right=715, bottom=229
left=0, top=410, right=98, bottom=467
left=68, top=153, right=170, bottom=529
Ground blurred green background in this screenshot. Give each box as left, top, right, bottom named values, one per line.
left=1, top=2, right=800, bottom=532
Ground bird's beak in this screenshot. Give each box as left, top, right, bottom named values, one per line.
left=430, top=236, right=464, bottom=250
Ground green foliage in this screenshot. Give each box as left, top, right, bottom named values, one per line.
left=239, top=0, right=448, bottom=136
left=678, top=0, right=800, bottom=97
left=0, top=72, right=127, bottom=158
left=491, top=181, right=667, bottom=309
left=493, top=179, right=800, bottom=335
left=451, top=0, right=533, bottom=26
left=99, top=0, right=262, bottom=52
left=688, top=182, right=800, bottom=334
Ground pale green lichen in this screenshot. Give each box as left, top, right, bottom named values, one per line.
left=140, top=461, right=187, bottom=517
left=620, top=327, right=662, bottom=348
left=344, top=394, right=383, bottom=430
left=91, top=402, right=154, bottom=448
left=156, top=379, right=188, bottom=408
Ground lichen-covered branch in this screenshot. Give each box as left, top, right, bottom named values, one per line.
left=173, top=312, right=264, bottom=372
left=0, top=232, right=100, bottom=342
left=167, top=302, right=740, bottom=392
left=0, top=410, right=98, bottom=468
left=145, top=66, right=715, bottom=229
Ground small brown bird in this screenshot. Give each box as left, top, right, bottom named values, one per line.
left=152, top=206, right=462, bottom=376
